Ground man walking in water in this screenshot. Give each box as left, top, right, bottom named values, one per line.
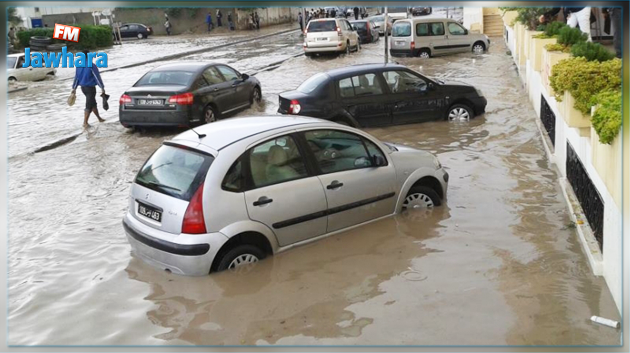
left=72, top=50, right=105, bottom=129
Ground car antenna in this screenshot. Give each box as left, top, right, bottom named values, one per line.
left=190, top=127, right=206, bottom=139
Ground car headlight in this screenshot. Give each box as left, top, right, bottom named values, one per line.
left=475, top=88, right=484, bottom=97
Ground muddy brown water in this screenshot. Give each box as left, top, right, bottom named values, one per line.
left=8, top=35, right=621, bottom=345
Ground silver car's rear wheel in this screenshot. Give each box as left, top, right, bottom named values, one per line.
left=229, top=254, right=259, bottom=269
left=216, top=244, right=266, bottom=272
left=419, top=50, right=430, bottom=59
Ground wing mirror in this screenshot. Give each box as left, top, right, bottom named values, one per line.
left=373, top=155, right=387, bottom=167
left=374, top=25, right=381, bottom=29
left=428, top=82, right=435, bottom=90
left=241, top=73, right=250, bottom=81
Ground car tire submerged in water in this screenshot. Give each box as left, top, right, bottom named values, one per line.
left=216, top=244, right=265, bottom=271
left=447, top=103, right=473, bottom=121
left=403, top=186, right=441, bottom=209
left=418, top=49, right=430, bottom=59
left=472, top=41, right=486, bottom=54
left=137, top=33, right=144, bottom=39
left=250, top=86, right=262, bottom=104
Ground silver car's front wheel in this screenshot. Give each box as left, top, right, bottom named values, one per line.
left=402, top=186, right=441, bottom=210
left=472, top=42, right=485, bottom=54
left=447, top=104, right=472, bottom=121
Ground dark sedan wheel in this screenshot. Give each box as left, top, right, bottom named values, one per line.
left=204, top=105, right=217, bottom=124
left=216, top=244, right=265, bottom=272
left=251, top=87, right=262, bottom=104
left=137, top=33, right=144, bottom=39
left=447, top=104, right=473, bottom=121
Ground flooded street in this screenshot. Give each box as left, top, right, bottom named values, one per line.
left=7, top=28, right=621, bottom=345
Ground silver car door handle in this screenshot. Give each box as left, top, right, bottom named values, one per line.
left=326, top=180, right=343, bottom=190
left=213, top=87, right=219, bottom=92
left=253, top=196, right=273, bottom=206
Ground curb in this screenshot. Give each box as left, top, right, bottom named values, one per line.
left=59, top=27, right=299, bottom=81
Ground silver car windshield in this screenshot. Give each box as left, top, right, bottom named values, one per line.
left=135, top=144, right=214, bottom=201
left=7, top=57, right=17, bottom=69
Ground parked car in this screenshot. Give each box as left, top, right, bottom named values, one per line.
left=7, top=53, right=56, bottom=82
left=369, top=15, right=393, bottom=35
left=278, top=63, right=487, bottom=127
left=119, top=62, right=261, bottom=128
left=382, top=6, right=409, bottom=22
left=122, top=116, right=449, bottom=275
left=411, top=7, right=432, bottom=16
left=114, top=23, right=153, bottom=39
left=389, top=18, right=490, bottom=58
left=350, top=20, right=379, bottom=43
left=304, top=18, right=361, bottom=56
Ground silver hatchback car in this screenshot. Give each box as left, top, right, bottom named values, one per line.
left=123, top=116, right=449, bottom=275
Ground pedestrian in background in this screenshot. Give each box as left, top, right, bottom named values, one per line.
left=227, top=12, right=235, bottom=30
left=217, top=9, right=223, bottom=27
left=254, top=11, right=260, bottom=29
left=298, top=12, right=304, bottom=33
left=206, top=11, right=213, bottom=32
left=72, top=50, right=106, bottom=129
left=164, top=19, right=172, bottom=35
left=607, top=8, right=621, bottom=58
left=353, top=6, right=359, bottom=20
left=540, top=7, right=593, bottom=41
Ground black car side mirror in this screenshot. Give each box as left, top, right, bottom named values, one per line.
left=373, top=155, right=386, bottom=167
left=241, top=73, right=249, bottom=80
left=428, top=82, right=435, bottom=90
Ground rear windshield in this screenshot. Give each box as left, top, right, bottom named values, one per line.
left=307, top=20, right=337, bottom=32
left=135, top=71, right=194, bottom=86
left=392, top=22, right=412, bottom=37
left=135, top=144, right=214, bottom=201
left=352, top=22, right=367, bottom=29
left=388, top=7, right=408, bottom=13
left=297, top=73, right=329, bottom=94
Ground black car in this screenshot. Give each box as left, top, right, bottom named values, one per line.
left=114, top=23, right=153, bottom=39
left=119, top=63, right=261, bottom=128
left=411, top=7, right=432, bottom=16
left=350, top=20, right=379, bottom=44
left=278, top=63, right=486, bottom=127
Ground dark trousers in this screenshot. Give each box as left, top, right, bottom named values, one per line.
left=218, top=18, right=222, bottom=27
left=207, top=23, right=213, bottom=31
left=81, top=86, right=97, bottom=112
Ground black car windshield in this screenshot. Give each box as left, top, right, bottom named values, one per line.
left=297, top=73, right=329, bottom=94
left=135, top=144, right=214, bottom=201
left=7, top=57, right=17, bottom=69
left=135, top=71, right=194, bottom=86
left=307, top=20, right=337, bottom=32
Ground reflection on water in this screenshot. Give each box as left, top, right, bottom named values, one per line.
left=8, top=35, right=621, bottom=346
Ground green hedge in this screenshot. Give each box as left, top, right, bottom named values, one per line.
left=16, top=25, right=113, bottom=50
left=571, top=41, right=616, bottom=62
left=590, top=90, right=621, bottom=145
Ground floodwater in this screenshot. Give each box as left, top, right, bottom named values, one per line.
left=7, top=28, right=621, bottom=346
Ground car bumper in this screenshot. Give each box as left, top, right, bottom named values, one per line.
left=390, top=49, right=416, bottom=57
left=470, top=96, right=487, bottom=115
left=122, top=213, right=229, bottom=276
left=119, top=108, right=194, bottom=127
left=304, top=41, right=345, bottom=53
left=436, top=168, right=449, bottom=199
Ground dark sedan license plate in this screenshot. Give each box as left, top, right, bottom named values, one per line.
left=138, top=99, right=163, bottom=105
left=137, top=202, right=162, bottom=222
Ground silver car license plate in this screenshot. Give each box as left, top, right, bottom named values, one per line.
left=395, top=40, right=406, bottom=46
left=138, top=99, right=163, bottom=105
left=137, top=201, right=162, bottom=223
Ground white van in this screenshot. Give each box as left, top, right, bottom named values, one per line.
left=383, top=6, right=409, bottom=22
left=389, top=18, right=490, bottom=58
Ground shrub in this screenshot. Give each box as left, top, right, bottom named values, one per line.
left=543, top=21, right=566, bottom=37
left=15, top=25, right=112, bottom=50
left=513, top=8, right=551, bottom=30
left=571, top=41, right=615, bottom=62
left=545, top=43, right=571, bottom=52
left=590, top=90, right=621, bottom=145
left=550, top=57, right=622, bottom=114
left=557, top=26, right=588, bottom=46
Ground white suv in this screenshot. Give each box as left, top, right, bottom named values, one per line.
left=304, top=18, right=360, bottom=56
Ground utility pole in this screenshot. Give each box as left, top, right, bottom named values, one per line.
left=383, top=6, right=388, bottom=64
left=301, top=7, right=305, bottom=34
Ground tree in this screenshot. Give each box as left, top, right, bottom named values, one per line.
left=8, top=7, right=22, bottom=26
